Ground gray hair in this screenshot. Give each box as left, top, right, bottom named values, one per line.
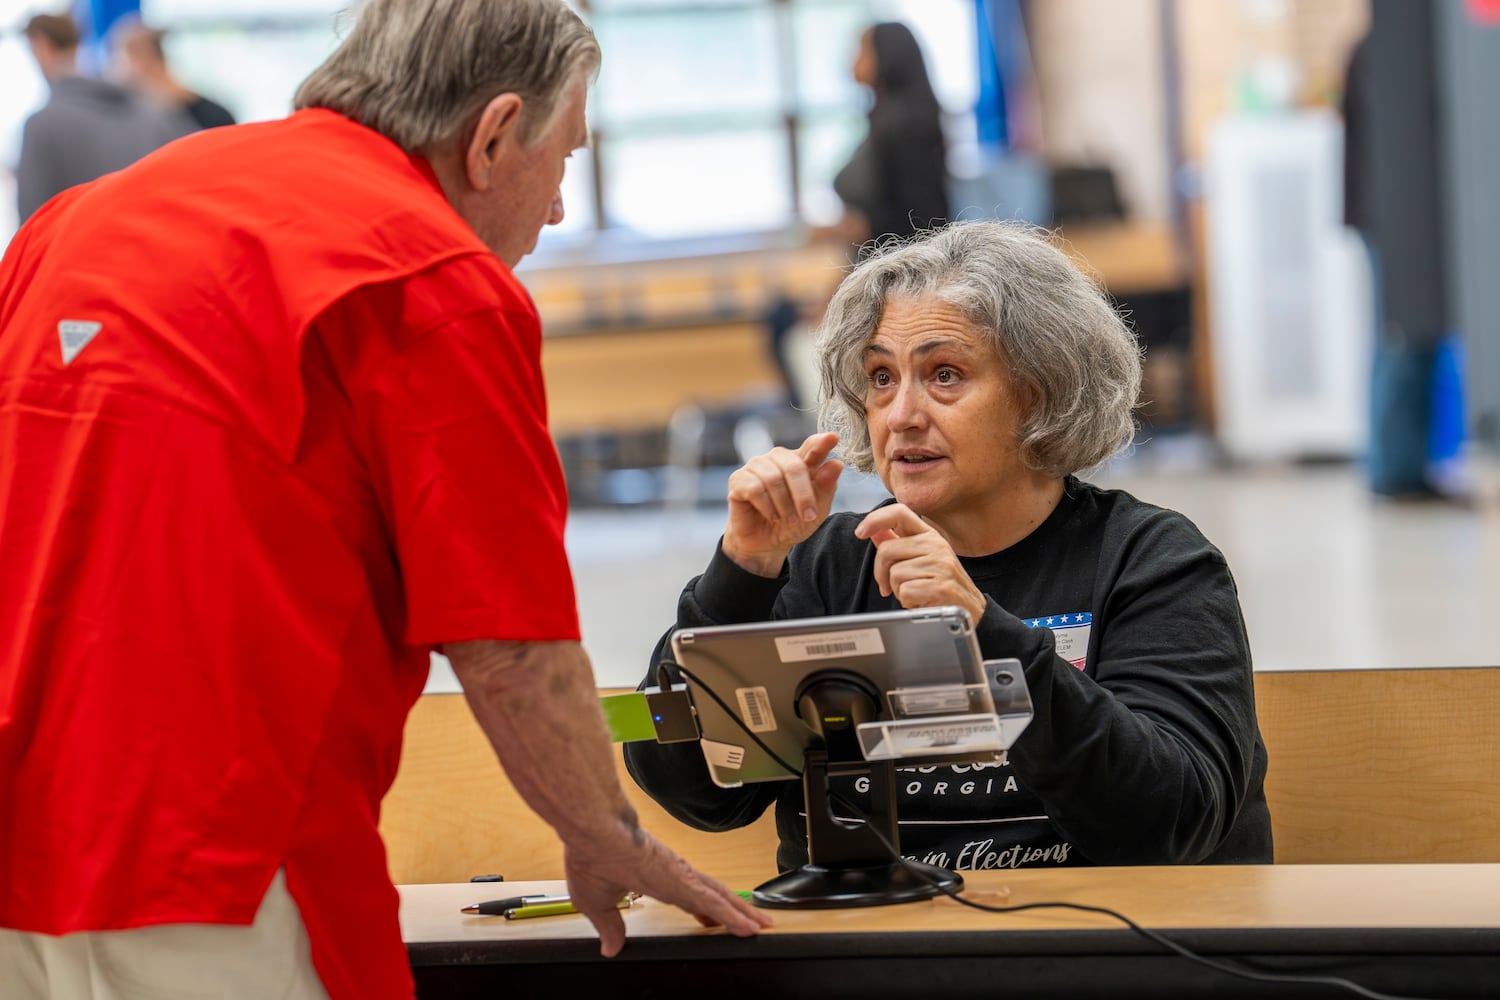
left=294, top=0, right=600, bottom=151
left=816, top=220, right=1143, bottom=478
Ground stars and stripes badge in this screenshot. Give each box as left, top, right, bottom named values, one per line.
left=1024, top=612, right=1092, bottom=671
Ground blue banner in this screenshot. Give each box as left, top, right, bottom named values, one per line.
left=73, top=0, right=141, bottom=45
left=974, top=0, right=1009, bottom=149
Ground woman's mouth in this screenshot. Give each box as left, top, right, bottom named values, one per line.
left=894, top=452, right=941, bottom=467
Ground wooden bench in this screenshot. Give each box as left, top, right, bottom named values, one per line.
left=539, top=321, right=786, bottom=439
left=523, top=222, right=1181, bottom=439
left=379, top=666, right=1500, bottom=886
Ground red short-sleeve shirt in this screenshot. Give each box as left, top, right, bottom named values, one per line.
left=0, top=112, right=578, bottom=1000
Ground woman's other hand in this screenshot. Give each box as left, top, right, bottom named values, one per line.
left=722, top=432, right=843, bottom=577
left=854, top=503, right=987, bottom=623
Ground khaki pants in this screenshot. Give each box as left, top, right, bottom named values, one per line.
left=0, top=870, right=327, bottom=999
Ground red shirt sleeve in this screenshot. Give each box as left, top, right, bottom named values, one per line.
left=315, top=255, right=580, bottom=647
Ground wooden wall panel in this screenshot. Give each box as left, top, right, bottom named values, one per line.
left=1255, top=667, right=1500, bottom=864
left=379, top=691, right=780, bottom=889
left=380, top=667, right=1500, bottom=887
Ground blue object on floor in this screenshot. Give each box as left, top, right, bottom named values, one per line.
left=1368, top=337, right=1436, bottom=495
left=1428, top=333, right=1466, bottom=464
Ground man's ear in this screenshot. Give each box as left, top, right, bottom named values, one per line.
left=464, top=92, right=525, bottom=192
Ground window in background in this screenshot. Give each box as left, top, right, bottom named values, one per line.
left=573, top=0, right=978, bottom=251
left=139, top=0, right=348, bottom=124
left=880, top=0, right=980, bottom=113
left=589, top=0, right=784, bottom=240
left=605, top=128, right=791, bottom=238
left=2, top=0, right=978, bottom=254
left=0, top=31, right=46, bottom=170
left=554, top=145, right=598, bottom=236
left=790, top=0, right=872, bottom=226
left=591, top=3, right=780, bottom=122
left=144, top=0, right=346, bottom=17
left=156, top=24, right=343, bottom=124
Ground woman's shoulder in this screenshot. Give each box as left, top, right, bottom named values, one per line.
left=1065, top=477, right=1219, bottom=550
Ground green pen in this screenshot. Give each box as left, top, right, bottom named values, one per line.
left=503, top=892, right=639, bottom=920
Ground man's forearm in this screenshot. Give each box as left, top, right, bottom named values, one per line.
left=446, top=639, right=643, bottom=856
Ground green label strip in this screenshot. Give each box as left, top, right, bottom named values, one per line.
left=600, top=691, right=656, bottom=744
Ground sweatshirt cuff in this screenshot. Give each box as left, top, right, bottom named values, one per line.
left=693, top=539, right=788, bottom=624
left=975, top=597, right=1055, bottom=664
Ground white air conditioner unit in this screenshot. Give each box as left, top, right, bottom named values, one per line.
left=1204, top=111, right=1369, bottom=462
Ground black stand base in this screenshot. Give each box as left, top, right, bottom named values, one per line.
left=751, top=860, right=962, bottom=909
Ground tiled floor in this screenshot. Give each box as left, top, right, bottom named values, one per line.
left=427, top=451, right=1500, bottom=692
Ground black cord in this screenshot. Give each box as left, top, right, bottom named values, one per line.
left=670, top=662, right=806, bottom=779
left=672, top=662, right=1437, bottom=1000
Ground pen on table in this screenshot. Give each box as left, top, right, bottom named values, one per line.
left=460, top=894, right=570, bottom=916
left=502, top=892, right=641, bottom=920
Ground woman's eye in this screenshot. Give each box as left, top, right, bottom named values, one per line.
left=934, top=367, right=959, bottom=384
left=869, top=370, right=893, bottom=387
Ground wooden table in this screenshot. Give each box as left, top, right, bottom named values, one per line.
left=402, top=864, right=1500, bottom=998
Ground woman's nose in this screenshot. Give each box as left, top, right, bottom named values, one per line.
left=547, top=190, right=565, bottom=226
left=885, top=379, right=926, bottom=430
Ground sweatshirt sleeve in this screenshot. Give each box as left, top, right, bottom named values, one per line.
left=16, top=115, right=58, bottom=224
left=995, top=512, right=1259, bottom=865
left=622, top=541, right=787, bottom=832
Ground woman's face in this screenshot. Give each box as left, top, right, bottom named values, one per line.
left=863, top=297, right=1036, bottom=537
left=853, top=29, right=877, bottom=88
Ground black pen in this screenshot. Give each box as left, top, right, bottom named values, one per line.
left=461, top=894, right=570, bottom=916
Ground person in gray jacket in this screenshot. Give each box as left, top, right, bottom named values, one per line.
left=18, top=13, right=191, bottom=223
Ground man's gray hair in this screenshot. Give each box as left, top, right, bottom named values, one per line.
left=294, top=0, right=600, bottom=151
left=816, top=220, right=1143, bottom=479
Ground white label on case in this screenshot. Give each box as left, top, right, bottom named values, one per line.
left=774, top=628, right=885, bottom=663
left=702, top=739, right=746, bottom=770
left=735, top=686, right=776, bottom=732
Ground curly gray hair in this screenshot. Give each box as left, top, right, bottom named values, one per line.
left=294, top=0, right=599, bottom=151
left=815, top=220, right=1143, bottom=478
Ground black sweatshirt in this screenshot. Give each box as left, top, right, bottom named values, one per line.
left=624, top=478, right=1273, bottom=873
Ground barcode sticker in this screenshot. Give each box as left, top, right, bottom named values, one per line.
left=774, top=627, right=885, bottom=663
left=735, top=686, right=776, bottom=733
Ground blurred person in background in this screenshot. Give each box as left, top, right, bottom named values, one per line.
left=628, top=220, right=1271, bottom=877
left=770, top=21, right=950, bottom=410
left=1341, top=10, right=1460, bottom=503
left=831, top=21, right=950, bottom=251
left=0, top=1, right=767, bottom=998
left=112, top=18, right=237, bottom=131
left=17, top=12, right=190, bottom=223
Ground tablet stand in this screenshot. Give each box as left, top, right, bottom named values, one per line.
left=749, top=672, right=962, bottom=908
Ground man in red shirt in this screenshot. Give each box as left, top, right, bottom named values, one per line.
left=0, top=1, right=768, bottom=997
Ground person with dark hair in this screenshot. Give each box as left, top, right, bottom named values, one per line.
left=768, top=22, right=949, bottom=411
left=17, top=12, right=190, bottom=222
left=832, top=21, right=951, bottom=249
left=1341, top=12, right=1458, bottom=502
left=0, top=2, right=766, bottom=998
left=113, top=19, right=237, bottom=131
left=627, top=220, right=1272, bottom=878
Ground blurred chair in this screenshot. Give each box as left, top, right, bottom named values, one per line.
left=948, top=151, right=1051, bottom=226
left=1048, top=165, right=1126, bottom=225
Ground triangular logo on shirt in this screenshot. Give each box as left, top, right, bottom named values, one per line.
left=58, top=320, right=102, bottom=365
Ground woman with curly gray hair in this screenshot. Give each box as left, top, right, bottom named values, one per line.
left=626, top=219, right=1271, bottom=876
